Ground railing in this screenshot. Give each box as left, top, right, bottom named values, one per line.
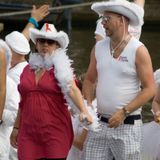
left=0, top=2, right=93, bottom=17
left=0, top=1, right=93, bottom=31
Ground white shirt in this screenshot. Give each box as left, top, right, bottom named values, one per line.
left=0, top=76, right=19, bottom=160
left=8, top=61, right=28, bottom=85
left=95, top=37, right=143, bottom=115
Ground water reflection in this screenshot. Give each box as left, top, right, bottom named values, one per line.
left=141, top=29, right=160, bottom=71
left=67, top=28, right=95, bottom=75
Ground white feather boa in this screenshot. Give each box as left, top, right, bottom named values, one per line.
left=29, top=49, right=100, bottom=131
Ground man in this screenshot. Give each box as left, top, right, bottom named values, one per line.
left=81, top=0, right=155, bottom=159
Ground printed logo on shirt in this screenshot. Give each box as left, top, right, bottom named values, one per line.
left=118, top=56, right=128, bottom=62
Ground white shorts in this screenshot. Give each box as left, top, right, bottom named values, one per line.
left=81, top=120, right=142, bottom=160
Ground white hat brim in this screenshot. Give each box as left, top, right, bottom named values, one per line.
left=91, top=1, right=144, bottom=26
left=29, top=28, right=69, bottom=49
left=5, top=31, right=30, bottom=55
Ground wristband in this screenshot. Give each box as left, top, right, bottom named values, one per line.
left=28, top=17, right=39, bottom=28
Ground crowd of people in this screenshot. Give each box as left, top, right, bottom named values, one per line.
left=0, top=0, right=160, bottom=160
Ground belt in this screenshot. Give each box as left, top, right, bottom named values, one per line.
left=98, top=114, right=141, bottom=125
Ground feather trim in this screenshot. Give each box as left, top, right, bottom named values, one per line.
left=29, top=49, right=100, bottom=131
left=29, top=49, right=79, bottom=113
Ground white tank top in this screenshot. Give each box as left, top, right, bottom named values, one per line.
left=95, top=37, right=143, bottom=116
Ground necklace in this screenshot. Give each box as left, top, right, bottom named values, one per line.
left=110, top=34, right=131, bottom=56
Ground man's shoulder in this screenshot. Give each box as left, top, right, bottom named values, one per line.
left=96, top=37, right=109, bottom=46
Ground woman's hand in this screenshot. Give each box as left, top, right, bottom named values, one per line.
left=79, top=112, right=93, bottom=125
left=10, top=128, right=18, bottom=148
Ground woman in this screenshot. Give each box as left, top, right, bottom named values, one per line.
left=10, top=23, right=92, bottom=160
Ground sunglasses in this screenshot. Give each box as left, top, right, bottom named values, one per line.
left=100, top=15, right=122, bottom=23
left=100, top=16, right=111, bottom=22
left=37, top=38, right=57, bottom=45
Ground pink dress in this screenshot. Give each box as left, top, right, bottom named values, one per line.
left=17, top=65, right=73, bottom=160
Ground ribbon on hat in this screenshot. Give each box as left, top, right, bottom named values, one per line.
left=46, top=23, right=51, bottom=32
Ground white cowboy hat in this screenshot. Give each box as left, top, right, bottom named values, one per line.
left=5, top=31, right=30, bottom=55
left=29, top=23, right=69, bottom=49
left=91, top=0, right=144, bottom=26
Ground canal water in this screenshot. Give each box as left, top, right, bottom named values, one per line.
left=1, top=23, right=160, bottom=122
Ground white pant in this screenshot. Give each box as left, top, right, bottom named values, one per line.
left=81, top=120, right=142, bottom=160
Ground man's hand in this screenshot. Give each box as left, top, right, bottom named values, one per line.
left=108, top=109, right=126, bottom=128
left=31, top=5, right=50, bottom=22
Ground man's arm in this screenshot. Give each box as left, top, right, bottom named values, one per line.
left=22, top=5, right=50, bottom=40
left=0, top=48, right=7, bottom=120
left=134, top=0, right=145, bottom=8
left=82, top=46, right=97, bottom=106
left=126, top=45, right=155, bottom=111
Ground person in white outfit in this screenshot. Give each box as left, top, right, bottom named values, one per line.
left=142, top=69, right=160, bottom=160
left=0, top=39, right=20, bottom=160
left=67, top=99, right=97, bottom=160
left=6, top=31, right=30, bottom=85
left=81, top=0, right=155, bottom=159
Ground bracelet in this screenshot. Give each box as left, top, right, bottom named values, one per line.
left=13, top=127, right=19, bottom=130
left=28, top=17, right=39, bottom=28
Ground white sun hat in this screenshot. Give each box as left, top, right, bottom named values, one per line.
left=91, top=0, right=144, bottom=26
left=5, top=31, right=30, bottom=55
left=29, top=23, right=69, bottom=49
